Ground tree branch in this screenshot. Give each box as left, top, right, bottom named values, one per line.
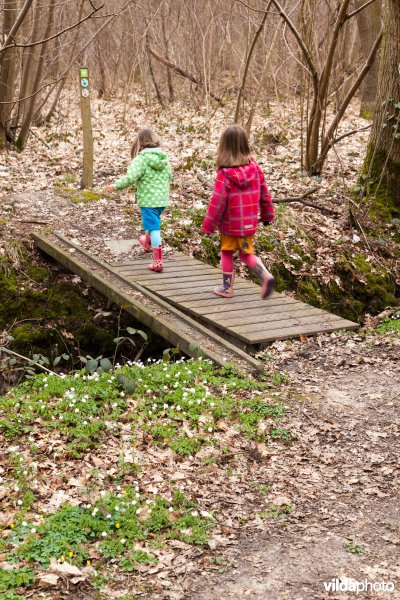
left=236, top=0, right=277, bottom=13
left=0, top=0, right=34, bottom=57
left=331, top=124, right=372, bottom=146
left=0, top=4, right=105, bottom=53
left=268, top=0, right=319, bottom=91
left=0, top=76, right=66, bottom=105
left=147, top=46, right=225, bottom=105
left=318, top=28, right=383, bottom=168
left=345, top=0, right=377, bottom=21
left=273, top=187, right=340, bottom=216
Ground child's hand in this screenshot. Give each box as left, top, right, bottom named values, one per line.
left=104, top=185, right=114, bottom=194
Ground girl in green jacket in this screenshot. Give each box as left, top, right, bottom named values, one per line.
left=106, top=128, right=173, bottom=272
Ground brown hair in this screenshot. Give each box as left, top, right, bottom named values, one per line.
left=215, top=125, right=251, bottom=169
left=131, top=128, right=160, bottom=158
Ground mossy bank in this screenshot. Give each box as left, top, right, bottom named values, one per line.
left=0, top=241, right=166, bottom=389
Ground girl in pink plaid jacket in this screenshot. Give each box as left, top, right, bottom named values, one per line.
left=202, top=125, right=275, bottom=299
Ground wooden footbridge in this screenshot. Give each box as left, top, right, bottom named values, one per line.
left=33, top=233, right=358, bottom=373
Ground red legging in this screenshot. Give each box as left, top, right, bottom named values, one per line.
left=221, top=250, right=258, bottom=271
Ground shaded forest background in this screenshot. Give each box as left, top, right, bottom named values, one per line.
left=0, top=0, right=391, bottom=171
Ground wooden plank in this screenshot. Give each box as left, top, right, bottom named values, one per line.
left=159, top=284, right=265, bottom=303
left=115, top=255, right=209, bottom=268
left=207, top=305, right=324, bottom=327
left=129, top=274, right=222, bottom=287
left=184, top=294, right=300, bottom=313
left=138, top=277, right=222, bottom=291
left=228, top=316, right=346, bottom=343
left=241, top=319, right=359, bottom=344
left=116, top=261, right=216, bottom=277
left=231, top=313, right=344, bottom=335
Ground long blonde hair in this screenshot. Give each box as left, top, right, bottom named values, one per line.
left=216, top=125, right=251, bottom=169
left=131, top=128, right=160, bottom=158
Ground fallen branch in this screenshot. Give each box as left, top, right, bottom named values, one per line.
left=147, top=47, right=224, bottom=105
left=274, top=187, right=340, bottom=216
left=19, top=219, right=50, bottom=225
left=1, top=347, right=58, bottom=375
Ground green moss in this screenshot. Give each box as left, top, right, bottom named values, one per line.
left=12, top=323, right=48, bottom=346
left=53, top=185, right=102, bottom=204
left=297, top=280, right=323, bottom=306
left=360, top=146, right=400, bottom=219
left=25, top=265, right=49, bottom=283
left=80, top=190, right=102, bottom=202
left=0, top=248, right=136, bottom=360
left=198, top=237, right=220, bottom=267
left=334, top=252, right=397, bottom=318
left=360, top=109, right=374, bottom=121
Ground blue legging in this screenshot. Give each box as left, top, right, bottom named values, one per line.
left=149, top=230, right=161, bottom=247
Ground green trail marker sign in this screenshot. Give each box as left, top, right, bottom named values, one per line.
left=79, top=66, right=93, bottom=188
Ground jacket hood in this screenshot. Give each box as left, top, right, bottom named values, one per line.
left=222, top=160, right=258, bottom=188
left=141, top=148, right=169, bottom=171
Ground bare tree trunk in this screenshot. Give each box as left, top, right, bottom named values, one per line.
left=356, top=0, right=382, bottom=118
left=306, top=0, right=351, bottom=173
left=16, top=0, right=55, bottom=150
left=245, top=0, right=288, bottom=136
left=362, top=0, right=400, bottom=214
left=0, top=0, right=18, bottom=144
left=146, top=30, right=165, bottom=108
left=161, top=6, right=174, bottom=103
left=234, top=5, right=269, bottom=124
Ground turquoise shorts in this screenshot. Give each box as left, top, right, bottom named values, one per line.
left=140, top=207, right=165, bottom=231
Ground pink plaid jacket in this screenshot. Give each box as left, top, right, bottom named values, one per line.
left=201, top=159, right=274, bottom=237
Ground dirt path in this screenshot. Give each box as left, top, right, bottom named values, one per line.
left=185, top=336, right=400, bottom=600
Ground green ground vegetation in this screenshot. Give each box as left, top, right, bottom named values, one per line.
left=0, top=358, right=288, bottom=596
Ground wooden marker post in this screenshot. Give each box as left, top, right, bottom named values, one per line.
left=79, top=67, right=93, bottom=189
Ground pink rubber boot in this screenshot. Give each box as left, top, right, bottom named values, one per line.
left=139, top=233, right=151, bottom=253
left=149, top=246, right=163, bottom=272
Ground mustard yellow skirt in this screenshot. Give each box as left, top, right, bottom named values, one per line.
left=220, top=234, right=254, bottom=254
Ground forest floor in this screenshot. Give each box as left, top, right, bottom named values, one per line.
left=0, top=93, right=399, bottom=599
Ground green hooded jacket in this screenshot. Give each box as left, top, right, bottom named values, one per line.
left=113, top=147, right=173, bottom=207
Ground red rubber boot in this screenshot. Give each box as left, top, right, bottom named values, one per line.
left=149, top=246, right=164, bottom=272
left=139, top=233, right=151, bottom=253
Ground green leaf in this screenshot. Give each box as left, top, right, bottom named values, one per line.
left=122, top=377, right=136, bottom=393
left=53, top=356, right=61, bottom=366
left=126, top=327, right=137, bottom=335
left=137, top=330, right=148, bottom=341
left=99, top=358, right=112, bottom=372
left=62, top=354, right=70, bottom=360
left=85, top=359, right=99, bottom=373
